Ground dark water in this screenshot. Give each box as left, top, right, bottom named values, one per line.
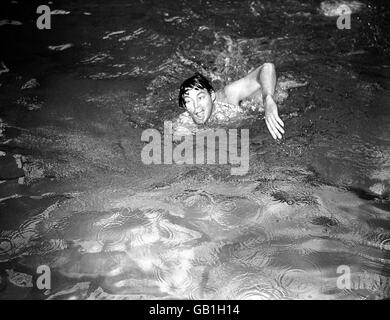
left=0, top=0, right=389, bottom=299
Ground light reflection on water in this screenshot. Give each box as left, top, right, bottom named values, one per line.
left=0, top=0, right=389, bottom=299
left=1, top=179, right=389, bottom=299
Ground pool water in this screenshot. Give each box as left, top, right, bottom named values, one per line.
left=0, top=0, right=389, bottom=299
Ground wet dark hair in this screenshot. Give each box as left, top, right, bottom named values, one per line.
left=178, top=72, right=214, bottom=110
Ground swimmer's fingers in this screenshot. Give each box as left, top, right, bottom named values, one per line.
left=270, top=118, right=283, bottom=139
left=265, top=118, right=276, bottom=139
left=265, top=118, right=278, bottom=140
left=270, top=115, right=285, bottom=136
left=275, top=114, right=284, bottom=128
left=266, top=115, right=283, bottom=139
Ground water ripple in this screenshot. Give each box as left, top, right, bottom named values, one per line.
left=154, top=249, right=194, bottom=296
left=276, top=256, right=324, bottom=298
left=227, top=273, right=289, bottom=300
left=234, top=283, right=289, bottom=300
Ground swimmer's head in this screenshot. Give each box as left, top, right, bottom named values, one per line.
left=178, top=73, right=216, bottom=124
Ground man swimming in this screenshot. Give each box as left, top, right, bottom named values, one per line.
left=178, top=63, right=285, bottom=140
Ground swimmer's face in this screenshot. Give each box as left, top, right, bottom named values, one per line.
left=183, top=88, right=215, bottom=124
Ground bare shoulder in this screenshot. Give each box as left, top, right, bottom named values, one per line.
left=216, top=86, right=240, bottom=106
left=215, top=89, right=229, bottom=103
left=219, top=69, right=262, bottom=105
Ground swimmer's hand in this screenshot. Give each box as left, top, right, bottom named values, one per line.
left=264, top=95, right=284, bottom=140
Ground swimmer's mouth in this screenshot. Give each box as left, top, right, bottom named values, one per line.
left=193, top=112, right=206, bottom=123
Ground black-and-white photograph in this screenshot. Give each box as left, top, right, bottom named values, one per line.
left=0, top=0, right=389, bottom=303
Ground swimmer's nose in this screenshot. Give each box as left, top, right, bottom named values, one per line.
left=193, top=104, right=201, bottom=114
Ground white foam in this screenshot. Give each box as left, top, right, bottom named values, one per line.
left=102, top=30, right=125, bottom=40
left=89, top=71, right=131, bottom=80
left=164, top=16, right=184, bottom=24
left=48, top=43, right=73, bottom=51
left=51, top=10, right=70, bottom=15
left=81, top=53, right=112, bottom=64
left=0, top=19, right=22, bottom=27
left=320, top=1, right=364, bottom=17
left=118, top=27, right=146, bottom=42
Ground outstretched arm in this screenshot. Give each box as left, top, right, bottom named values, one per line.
left=223, top=63, right=285, bottom=140
left=259, top=63, right=284, bottom=140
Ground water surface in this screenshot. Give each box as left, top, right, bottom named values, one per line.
left=0, top=0, right=389, bottom=299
